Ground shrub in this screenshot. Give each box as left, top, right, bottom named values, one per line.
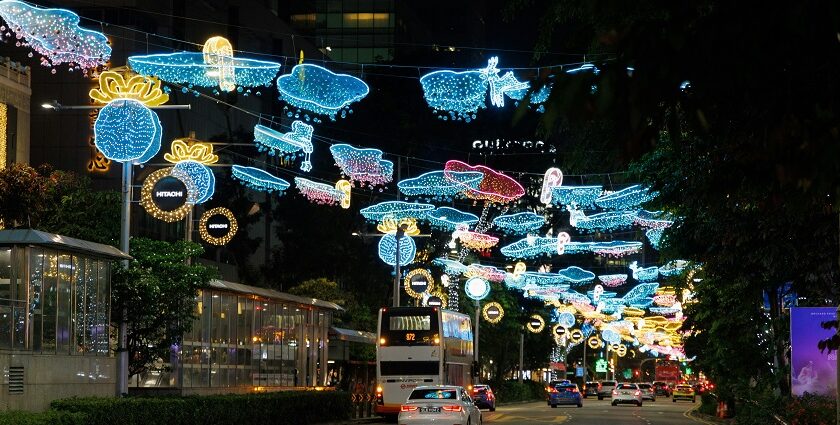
left=781, top=393, right=836, bottom=425
left=0, top=411, right=85, bottom=425
left=490, top=379, right=547, bottom=403
left=697, top=393, right=718, bottom=416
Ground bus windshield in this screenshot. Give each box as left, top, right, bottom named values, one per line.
left=380, top=308, right=440, bottom=346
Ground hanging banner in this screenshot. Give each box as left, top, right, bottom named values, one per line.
left=791, top=307, right=837, bottom=397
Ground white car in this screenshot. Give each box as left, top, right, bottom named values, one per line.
left=399, top=385, right=482, bottom=425
left=636, top=382, right=656, bottom=401
left=611, top=382, right=643, bottom=406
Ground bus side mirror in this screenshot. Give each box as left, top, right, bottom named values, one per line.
left=472, top=361, right=479, bottom=377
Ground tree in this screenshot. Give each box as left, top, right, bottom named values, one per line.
left=111, top=238, right=217, bottom=378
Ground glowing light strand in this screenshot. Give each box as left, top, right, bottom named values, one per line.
left=254, top=121, right=314, bottom=171
left=330, top=144, right=393, bottom=187
left=294, top=177, right=351, bottom=207
left=230, top=165, right=290, bottom=193
left=277, top=63, right=369, bottom=121
left=492, top=212, right=546, bottom=235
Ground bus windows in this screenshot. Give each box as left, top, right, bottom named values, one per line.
left=380, top=309, right=440, bottom=346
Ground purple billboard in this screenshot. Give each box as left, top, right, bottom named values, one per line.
left=790, top=307, right=837, bottom=397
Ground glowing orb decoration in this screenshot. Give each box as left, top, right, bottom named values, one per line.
left=360, top=201, right=434, bottom=223
left=598, top=274, right=628, bottom=288
left=426, top=207, right=479, bottom=231
left=93, top=99, right=162, bottom=164
left=231, top=165, right=290, bottom=193
left=277, top=63, right=369, bottom=120
left=465, top=277, right=490, bottom=301
left=90, top=71, right=169, bottom=106
left=591, top=241, right=643, bottom=258
left=398, top=170, right=484, bottom=201
left=551, top=185, right=603, bottom=210
left=443, top=160, right=525, bottom=204
left=492, top=212, right=545, bottom=235
left=0, top=0, right=111, bottom=71
left=128, top=37, right=281, bottom=92
left=557, top=312, right=576, bottom=328
left=419, top=56, right=529, bottom=121
left=454, top=228, right=499, bottom=251
left=294, top=177, right=351, bottom=207
left=140, top=167, right=194, bottom=222
left=595, top=185, right=657, bottom=210
left=404, top=269, right=434, bottom=299
left=377, top=233, right=416, bottom=266
left=330, top=144, right=393, bottom=187
left=540, top=168, right=563, bottom=205
left=526, top=314, right=546, bottom=333
left=646, top=228, right=664, bottom=250
left=464, top=264, right=506, bottom=283
left=199, top=207, right=238, bottom=245
left=172, top=160, right=215, bottom=204
left=432, top=258, right=468, bottom=276
left=629, top=261, right=659, bottom=282
left=482, top=302, right=504, bottom=324
left=254, top=121, right=314, bottom=171
left=569, top=209, right=637, bottom=232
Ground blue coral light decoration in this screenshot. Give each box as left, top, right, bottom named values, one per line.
left=128, top=36, right=280, bottom=92
left=254, top=121, right=314, bottom=171
left=492, top=212, right=546, bottom=235
left=277, top=63, right=369, bottom=121
left=397, top=170, right=483, bottom=201
left=163, top=138, right=219, bottom=204
left=231, top=165, right=290, bottom=193
left=330, top=144, right=393, bottom=187
left=426, top=207, right=479, bottom=231
left=360, top=201, right=434, bottom=223
left=172, top=160, right=215, bottom=204
left=551, top=185, right=603, bottom=210
left=93, top=99, right=162, bottom=164
left=378, top=234, right=416, bottom=266
left=0, top=0, right=111, bottom=72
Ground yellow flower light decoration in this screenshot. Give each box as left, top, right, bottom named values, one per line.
left=199, top=207, right=238, bottom=245
left=526, top=314, right=545, bottom=333
left=164, top=138, right=219, bottom=164
left=481, top=302, right=504, bottom=324
left=403, top=269, right=434, bottom=299
left=377, top=217, right=421, bottom=236
left=89, top=69, right=169, bottom=106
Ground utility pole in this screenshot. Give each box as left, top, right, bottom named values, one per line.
left=474, top=300, right=480, bottom=364
left=518, top=332, right=524, bottom=384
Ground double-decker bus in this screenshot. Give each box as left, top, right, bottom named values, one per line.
left=375, top=306, right=474, bottom=417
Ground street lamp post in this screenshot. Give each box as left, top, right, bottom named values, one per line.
left=116, top=162, right=132, bottom=396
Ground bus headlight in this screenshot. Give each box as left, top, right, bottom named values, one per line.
left=379, top=337, right=386, bottom=345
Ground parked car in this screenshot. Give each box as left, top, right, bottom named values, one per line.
left=398, top=385, right=482, bottom=425
left=611, top=382, right=643, bottom=406
left=597, top=380, right=617, bottom=400
left=471, top=384, right=496, bottom=411
left=637, top=383, right=656, bottom=401
left=672, top=384, right=696, bottom=403
left=582, top=381, right=600, bottom=398
left=548, top=383, right=583, bottom=408
left=652, top=381, right=672, bottom=397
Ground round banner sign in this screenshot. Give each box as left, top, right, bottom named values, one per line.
left=152, top=176, right=188, bottom=211
left=403, top=269, right=433, bottom=299
left=140, top=167, right=194, bottom=222
left=199, top=207, right=238, bottom=245
left=427, top=296, right=442, bottom=307
left=482, top=302, right=504, bottom=324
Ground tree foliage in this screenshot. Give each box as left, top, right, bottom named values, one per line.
left=111, top=238, right=217, bottom=377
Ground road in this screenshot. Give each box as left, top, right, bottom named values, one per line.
left=365, top=398, right=711, bottom=424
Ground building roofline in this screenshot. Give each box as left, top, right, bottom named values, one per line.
left=205, top=279, right=345, bottom=311
left=0, top=229, right=130, bottom=260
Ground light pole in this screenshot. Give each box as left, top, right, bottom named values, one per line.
left=393, top=224, right=408, bottom=307
left=518, top=332, right=524, bottom=383
left=116, top=162, right=132, bottom=396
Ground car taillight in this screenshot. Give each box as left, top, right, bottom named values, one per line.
left=570, top=387, right=578, bottom=393
left=635, top=390, right=641, bottom=396
left=550, top=387, right=558, bottom=393
left=400, top=405, right=418, bottom=412
left=442, top=405, right=462, bottom=412
left=473, top=388, right=479, bottom=393
left=612, top=390, right=618, bottom=395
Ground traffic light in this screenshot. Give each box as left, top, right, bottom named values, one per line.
left=634, top=369, right=640, bottom=377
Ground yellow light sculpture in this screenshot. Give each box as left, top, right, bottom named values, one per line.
left=526, top=314, right=545, bottom=333
left=481, top=302, right=504, bottom=324
left=513, top=261, right=526, bottom=278
left=89, top=69, right=169, bottom=106
left=336, top=180, right=352, bottom=209
left=377, top=217, right=420, bottom=236
left=164, top=138, right=219, bottom=164
left=199, top=207, right=238, bottom=245
left=140, top=167, right=193, bottom=222
left=403, top=269, right=434, bottom=299
left=203, top=36, right=236, bottom=92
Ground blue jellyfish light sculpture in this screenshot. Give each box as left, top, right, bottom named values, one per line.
left=492, top=212, right=545, bottom=235
left=591, top=241, right=644, bottom=258
left=595, top=184, right=657, bottom=210
left=253, top=121, right=314, bottom=171
left=551, top=185, right=603, bottom=210
left=426, top=207, right=479, bottom=231
left=231, top=165, right=290, bottom=193
left=172, top=160, right=215, bottom=204
left=276, top=64, right=369, bottom=121
left=569, top=209, right=637, bottom=232
left=397, top=170, right=483, bottom=201
left=378, top=234, right=416, bottom=267
left=330, top=144, right=393, bottom=187
left=557, top=266, right=596, bottom=285
left=432, top=258, right=468, bottom=276
left=0, top=0, right=111, bottom=71
left=359, top=201, right=435, bottom=223
left=629, top=261, right=659, bottom=282
left=93, top=99, right=162, bottom=164
left=646, top=228, right=664, bottom=250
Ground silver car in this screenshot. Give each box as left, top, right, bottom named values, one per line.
left=398, top=385, right=482, bottom=425
left=636, top=383, right=656, bottom=401
left=611, top=382, right=643, bottom=406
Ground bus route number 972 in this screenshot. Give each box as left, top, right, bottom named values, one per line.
left=405, top=333, right=416, bottom=341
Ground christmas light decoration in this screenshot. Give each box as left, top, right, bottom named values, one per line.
left=172, top=160, right=215, bottom=204
left=90, top=71, right=169, bottom=106
left=330, top=144, right=393, bottom=187
left=276, top=63, right=369, bottom=120
left=403, top=269, right=434, bottom=299
left=513, top=262, right=526, bottom=277
left=397, top=170, right=483, bottom=200
left=426, top=207, right=479, bottom=231
left=595, top=184, right=656, bottom=210
left=569, top=209, right=637, bottom=232
left=551, top=186, right=603, bottom=210
left=552, top=324, right=567, bottom=338
left=499, top=236, right=556, bottom=259
left=93, top=98, right=162, bottom=164
left=360, top=201, right=434, bottom=223
left=377, top=234, right=416, bottom=266
left=464, top=264, right=506, bottom=283
left=587, top=336, right=602, bottom=349
left=0, top=0, right=111, bottom=71
left=140, top=167, right=194, bottom=222
left=482, top=302, right=504, bottom=324
left=556, top=266, right=596, bottom=284
left=492, top=212, right=545, bottom=235
left=634, top=210, right=674, bottom=229
left=254, top=121, right=314, bottom=171
left=294, top=177, right=351, bottom=207
left=453, top=229, right=499, bottom=251
left=432, top=258, right=467, bottom=276
left=646, top=228, right=664, bottom=250
left=540, top=168, right=563, bottom=205
left=591, top=241, right=643, bottom=258
left=198, top=207, right=238, bottom=245
left=557, top=312, right=576, bottom=328
left=164, top=138, right=219, bottom=164
left=659, top=259, right=689, bottom=276
left=629, top=261, right=659, bottom=282
left=377, top=217, right=420, bottom=236
left=521, top=271, right=567, bottom=286
left=419, top=56, right=528, bottom=121
left=653, top=294, right=677, bottom=307
left=598, top=274, right=628, bottom=287
left=526, top=314, right=545, bottom=333
left=621, top=283, right=660, bottom=304
left=230, top=165, right=290, bottom=193
left=465, top=277, right=490, bottom=301
left=129, top=37, right=281, bottom=92
left=443, top=160, right=524, bottom=204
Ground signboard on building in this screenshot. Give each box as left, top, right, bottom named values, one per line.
left=791, top=307, right=837, bottom=397
left=595, top=359, right=608, bottom=373
left=655, top=361, right=681, bottom=381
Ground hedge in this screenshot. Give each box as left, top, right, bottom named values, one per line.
left=50, top=390, right=352, bottom=425
left=491, top=379, right=547, bottom=403
left=0, top=411, right=86, bottom=425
